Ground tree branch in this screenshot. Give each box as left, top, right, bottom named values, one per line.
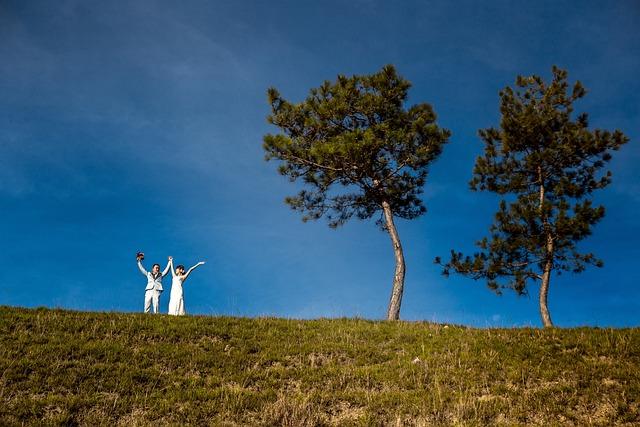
left=283, top=153, right=345, bottom=172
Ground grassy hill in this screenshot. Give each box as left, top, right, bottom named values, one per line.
left=1, top=306, right=638, bottom=426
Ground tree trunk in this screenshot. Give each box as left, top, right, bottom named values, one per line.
left=539, top=234, right=554, bottom=328
left=381, top=200, right=406, bottom=321
left=538, top=166, right=554, bottom=328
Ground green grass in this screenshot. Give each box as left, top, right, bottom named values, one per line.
left=1, top=306, right=639, bottom=426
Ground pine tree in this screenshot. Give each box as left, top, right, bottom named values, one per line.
left=437, top=66, right=629, bottom=327
left=264, top=65, right=450, bottom=320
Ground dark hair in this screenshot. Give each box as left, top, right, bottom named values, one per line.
left=176, top=264, right=185, bottom=271
left=152, top=263, right=161, bottom=269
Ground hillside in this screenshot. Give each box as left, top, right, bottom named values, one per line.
left=1, top=306, right=638, bottom=425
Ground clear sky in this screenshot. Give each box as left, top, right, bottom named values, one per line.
left=1, top=0, right=638, bottom=327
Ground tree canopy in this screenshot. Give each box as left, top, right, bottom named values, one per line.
left=264, top=65, right=450, bottom=228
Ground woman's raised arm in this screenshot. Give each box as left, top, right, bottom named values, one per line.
left=183, top=261, right=205, bottom=281
left=168, top=256, right=176, bottom=277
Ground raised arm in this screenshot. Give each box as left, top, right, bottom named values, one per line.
left=137, top=260, right=148, bottom=276
left=169, top=256, right=176, bottom=277
left=183, top=261, right=205, bottom=281
left=162, top=257, right=172, bottom=277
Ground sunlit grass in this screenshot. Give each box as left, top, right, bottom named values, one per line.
left=1, top=306, right=638, bottom=425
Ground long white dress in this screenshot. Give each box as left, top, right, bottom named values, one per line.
left=168, top=274, right=186, bottom=316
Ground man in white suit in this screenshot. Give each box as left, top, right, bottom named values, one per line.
left=136, top=252, right=170, bottom=314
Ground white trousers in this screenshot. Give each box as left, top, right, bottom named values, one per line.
left=144, top=289, right=162, bottom=313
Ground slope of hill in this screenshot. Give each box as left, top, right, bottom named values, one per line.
left=1, top=306, right=638, bottom=425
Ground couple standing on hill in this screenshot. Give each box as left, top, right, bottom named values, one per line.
left=136, top=252, right=205, bottom=315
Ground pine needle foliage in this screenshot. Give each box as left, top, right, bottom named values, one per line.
left=437, top=66, right=629, bottom=327
left=264, top=65, right=450, bottom=320
left=263, top=65, right=450, bottom=228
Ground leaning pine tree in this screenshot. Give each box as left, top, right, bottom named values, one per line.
left=437, top=66, right=628, bottom=327
left=264, top=65, right=450, bottom=320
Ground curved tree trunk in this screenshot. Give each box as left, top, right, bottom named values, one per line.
left=539, top=233, right=554, bottom=328
left=382, top=200, right=406, bottom=321
left=538, top=166, right=554, bottom=328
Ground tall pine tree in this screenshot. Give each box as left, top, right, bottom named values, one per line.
left=438, top=66, right=628, bottom=327
left=264, top=65, right=450, bottom=320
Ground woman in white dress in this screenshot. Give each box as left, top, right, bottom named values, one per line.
left=167, top=256, right=205, bottom=316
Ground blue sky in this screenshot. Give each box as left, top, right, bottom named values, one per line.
left=0, top=0, right=638, bottom=327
